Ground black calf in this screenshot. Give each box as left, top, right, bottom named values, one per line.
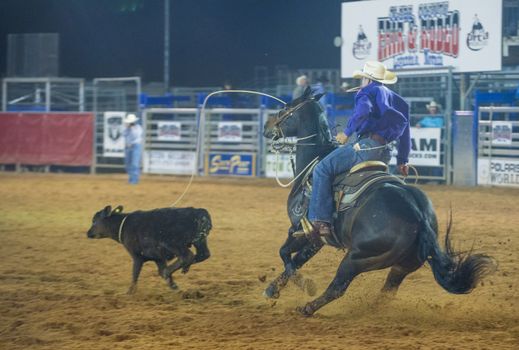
left=87, top=205, right=212, bottom=294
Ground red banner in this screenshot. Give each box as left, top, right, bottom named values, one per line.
left=0, top=113, right=94, bottom=166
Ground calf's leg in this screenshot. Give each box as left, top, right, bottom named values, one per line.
left=163, top=249, right=195, bottom=289
left=155, top=260, right=178, bottom=290
left=193, top=238, right=210, bottom=263
left=127, top=256, right=144, bottom=295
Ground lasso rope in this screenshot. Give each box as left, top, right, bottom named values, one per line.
left=169, top=90, right=287, bottom=207
left=274, top=153, right=319, bottom=188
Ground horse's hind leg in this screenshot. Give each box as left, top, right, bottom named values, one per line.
left=297, top=252, right=359, bottom=316
left=381, top=257, right=424, bottom=295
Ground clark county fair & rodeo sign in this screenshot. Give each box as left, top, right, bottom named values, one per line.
left=341, top=0, right=502, bottom=76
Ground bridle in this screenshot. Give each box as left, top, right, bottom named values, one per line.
left=270, top=98, right=320, bottom=149
left=267, top=97, right=323, bottom=188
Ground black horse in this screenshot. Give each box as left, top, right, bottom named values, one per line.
left=262, top=90, right=494, bottom=316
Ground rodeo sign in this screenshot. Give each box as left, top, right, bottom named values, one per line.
left=206, top=153, right=255, bottom=177
left=478, top=158, right=519, bottom=187
left=390, top=127, right=442, bottom=166
left=341, top=0, right=502, bottom=76
left=103, top=111, right=125, bottom=157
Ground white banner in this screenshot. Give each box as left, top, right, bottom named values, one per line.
left=218, top=122, right=242, bottom=142
left=341, top=0, right=502, bottom=76
left=143, top=150, right=196, bottom=175
left=103, top=111, right=125, bottom=157
left=157, top=121, right=182, bottom=141
left=491, top=121, right=513, bottom=146
left=265, top=154, right=294, bottom=179
left=478, top=158, right=519, bottom=187
left=391, top=127, right=442, bottom=166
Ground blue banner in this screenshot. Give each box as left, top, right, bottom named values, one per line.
left=206, top=153, right=256, bottom=177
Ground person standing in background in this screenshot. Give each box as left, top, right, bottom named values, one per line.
left=416, top=100, right=444, bottom=128
left=312, top=75, right=335, bottom=134
left=292, top=75, right=309, bottom=100
left=416, top=101, right=444, bottom=182
left=123, top=113, right=143, bottom=184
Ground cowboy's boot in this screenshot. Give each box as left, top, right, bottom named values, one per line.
left=308, top=221, right=331, bottom=246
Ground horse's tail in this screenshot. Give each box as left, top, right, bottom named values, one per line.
left=406, top=186, right=495, bottom=294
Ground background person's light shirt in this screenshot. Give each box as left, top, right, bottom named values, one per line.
left=124, top=124, right=143, bottom=146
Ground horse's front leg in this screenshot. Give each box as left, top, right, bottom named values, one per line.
left=264, top=227, right=322, bottom=299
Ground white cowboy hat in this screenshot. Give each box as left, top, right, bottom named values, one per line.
left=352, top=61, right=397, bottom=84
left=295, top=75, right=308, bottom=85
left=123, top=113, right=139, bottom=124
left=426, top=101, right=439, bottom=109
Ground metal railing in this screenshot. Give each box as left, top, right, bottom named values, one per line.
left=477, top=106, right=519, bottom=187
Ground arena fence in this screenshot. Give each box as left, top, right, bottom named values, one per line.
left=0, top=112, right=93, bottom=171
left=141, top=108, right=199, bottom=176
left=92, top=77, right=141, bottom=173
left=477, top=106, right=519, bottom=187
left=199, top=107, right=266, bottom=177
left=2, top=77, right=85, bottom=112
left=393, top=68, right=453, bottom=184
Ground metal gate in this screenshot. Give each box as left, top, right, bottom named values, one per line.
left=477, top=106, right=519, bottom=187
left=92, top=77, right=141, bottom=173
left=141, top=108, right=199, bottom=176
left=393, top=68, right=454, bottom=183
left=201, top=108, right=265, bottom=177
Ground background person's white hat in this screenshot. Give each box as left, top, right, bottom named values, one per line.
left=123, top=113, right=139, bottom=124
left=352, top=61, right=397, bottom=84
left=295, top=75, right=308, bottom=86
left=426, top=100, right=439, bottom=109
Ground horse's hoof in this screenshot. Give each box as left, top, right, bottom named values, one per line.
left=296, top=305, right=314, bottom=317
left=303, top=279, right=317, bottom=297
left=263, top=286, right=280, bottom=299
left=127, top=284, right=137, bottom=295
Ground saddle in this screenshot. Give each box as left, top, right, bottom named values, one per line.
left=297, top=161, right=404, bottom=246
left=333, top=161, right=404, bottom=211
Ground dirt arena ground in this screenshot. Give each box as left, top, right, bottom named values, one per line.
left=0, top=173, right=517, bottom=350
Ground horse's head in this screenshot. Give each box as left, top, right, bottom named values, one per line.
left=263, top=87, right=328, bottom=142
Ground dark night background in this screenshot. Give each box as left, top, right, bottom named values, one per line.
left=0, top=0, right=359, bottom=86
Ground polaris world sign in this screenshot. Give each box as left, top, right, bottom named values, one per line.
left=341, top=0, right=502, bottom=76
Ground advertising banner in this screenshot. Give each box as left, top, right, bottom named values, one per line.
left=217, top=122, right=242, bottom=142
left=341, top=0, right=502, bottom=76
left=143, top=150, right=196, bottom=175
left=265, top=154, right=294, bottom=178
left=390, top=127, right=441, bottom=166
left=206, top=153, right=255, bottom=176
left=157, top=121, right=182, bottom=141
left=0, top=112, right=93, bottom=166
left=478, top=158, right=519, bottom=187
left=103, top=111, right=125, bottom=157
left=491, top=121, right=513, bottom=146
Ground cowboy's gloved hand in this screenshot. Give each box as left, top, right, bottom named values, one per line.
left=398, top=164, right=409, bottom=177
left=336, top=132, right=348, bottom=145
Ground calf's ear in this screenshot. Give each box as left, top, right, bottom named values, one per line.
left=103, top=206, right=112, bottom=217
left=112, top=205, right=124, bottom=214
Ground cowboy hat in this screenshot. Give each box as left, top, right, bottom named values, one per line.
left=123, top=113, right=139, bottom=124
left=352, top=61, right=397, bottom=84
left=295, top=75, right=308, bottom=85
left=426, top=100, right=440, bottom=109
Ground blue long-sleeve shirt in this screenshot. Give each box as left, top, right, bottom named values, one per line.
left=344, top=82, right=410, bottom=164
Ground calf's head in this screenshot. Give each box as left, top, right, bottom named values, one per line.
left=87, top=205, right=124, bottom=239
